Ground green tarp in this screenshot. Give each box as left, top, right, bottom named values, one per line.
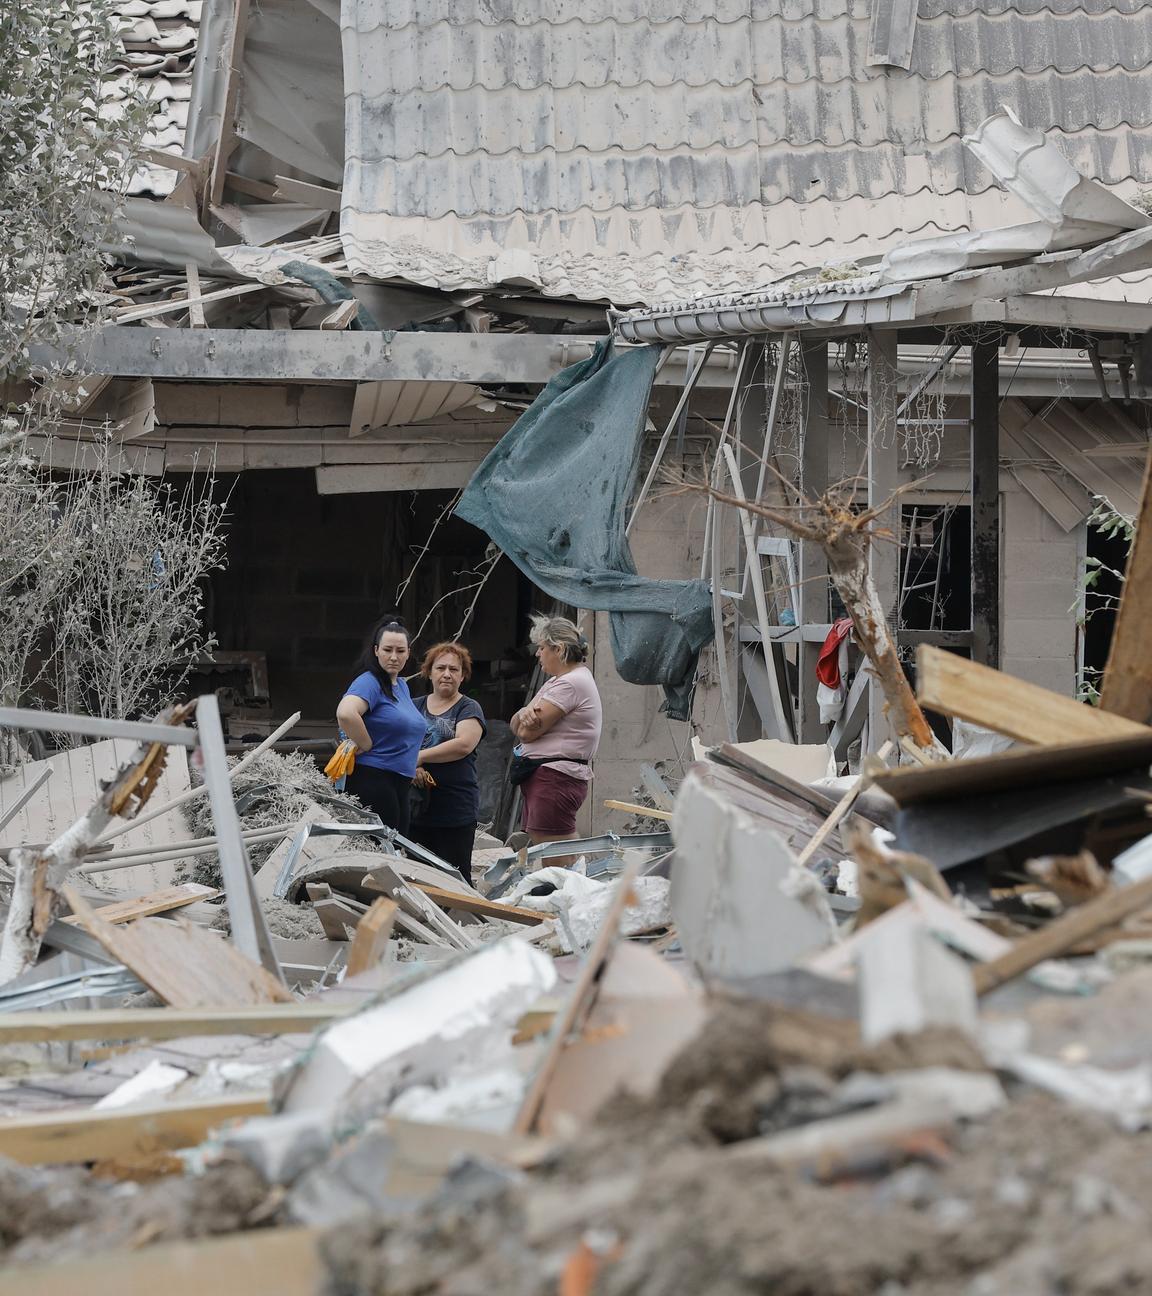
left=456, top=339, right=713, bottom=720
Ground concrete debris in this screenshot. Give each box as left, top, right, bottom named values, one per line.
left=11, top=654, right=1152, bottom=1295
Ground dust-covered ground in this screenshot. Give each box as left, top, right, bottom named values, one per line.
left=7, top=993, right=1152, bottom=1295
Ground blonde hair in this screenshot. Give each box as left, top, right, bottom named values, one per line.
left=528, top=613, right=587, bottom=664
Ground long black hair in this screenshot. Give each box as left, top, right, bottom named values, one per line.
left=355, top=614, right=410, bottom=700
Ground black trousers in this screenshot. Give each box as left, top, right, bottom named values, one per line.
left=344, top=765, right=412, bottom=835
left=408, top=822, right=476, bottom=884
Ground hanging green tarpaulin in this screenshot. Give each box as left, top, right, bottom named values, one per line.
left=456, top=339, right=713, bottom=720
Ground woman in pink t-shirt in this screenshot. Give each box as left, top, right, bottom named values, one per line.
left=510, top=614, right=603, bottom=850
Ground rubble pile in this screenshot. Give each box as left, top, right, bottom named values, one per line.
left=7, top=648, right=1152, bottom=1293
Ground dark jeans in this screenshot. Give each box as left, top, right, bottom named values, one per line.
left=345, top=765, right=412, bottom=835
left=408, top=822, right=476, bottom=884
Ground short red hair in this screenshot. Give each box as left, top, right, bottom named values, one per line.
left=420, top=641, right=473, bottom=682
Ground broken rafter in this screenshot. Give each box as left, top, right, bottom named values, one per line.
left=0, top=705, right=190, bottom=986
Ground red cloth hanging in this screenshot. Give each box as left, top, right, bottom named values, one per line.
left=815, top=617, right=853, bottom=689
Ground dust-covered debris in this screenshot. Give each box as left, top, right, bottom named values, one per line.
left=179, top=748, right=380, bottom=887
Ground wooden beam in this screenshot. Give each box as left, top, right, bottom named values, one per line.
left=603, top=798, right=673, bottom=822
left=0, top=1228, right=321, bottom=1296
left=412, top=883, right=543, bottom=926
left=0, top=1094, right=268, bottom=1165
left=113, top=280, right=270, bottom=324
left=223, top=171, right=282, bottom=202
left=185, top=262, right=207, bottom=328
left=973, top=871, right=1152, bottom=996
left=1100, top=448, right=1152, bottom=721
left=346, top=897, right=398, bottom=975
left=62, top=883, right=220, bottom=925
left=274, top=175, right=343, bottom=211
left=916, top=645, right=1149, bottom=745
left=867, top=328, right=901, bottom=749
left=0, top=1003, right=351, bottom=1044
left=970, top=339, right=1001, bottom=667
left=63, top=886, right=293, bottom=1008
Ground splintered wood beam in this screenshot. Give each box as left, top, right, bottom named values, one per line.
left=973, top=871, right=1152, bottom=995
left=916, top=645, right=1150, bottom=745
left=346, top=897, right=398, bottom=975
left=0, top=1004, right=351, bottom=1044
left=0, top=1093, right=269, bottom=1165
left=61, top=884, right=220, bottom=925
left=0, top=1229, right=322, bottom=1296
left=1100, top=448, right=1152, bottom=722
left=412, top=883, right=544, bottom=926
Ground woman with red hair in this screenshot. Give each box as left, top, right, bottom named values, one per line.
left=410, top=641, right=486, bottom=882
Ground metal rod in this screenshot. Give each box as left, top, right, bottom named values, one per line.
left=741, top=334, right=793, bottom=601
left=196, top=694, right=282, bottom=978
left=895, top=342, right=962, bottom=418
left=0, top=707, right=198, bottom=748
left=0, top=767, right=53, bottom=835
left=626, top=342, right=716, bottom=536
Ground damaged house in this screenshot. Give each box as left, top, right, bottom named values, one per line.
left=28, top=0, right=1152, bottom=814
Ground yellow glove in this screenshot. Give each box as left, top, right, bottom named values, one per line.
left=324, top=738, right=357, bottom=783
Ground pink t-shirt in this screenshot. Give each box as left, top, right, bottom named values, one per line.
left=520, top=665, right=602, bottom=782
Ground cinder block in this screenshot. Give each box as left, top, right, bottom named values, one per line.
left=1002, top=490, right=1046, bottom=542
left=1004, top=540, right=1080, bottom=582
left=1003, top=617, right=1077, bottom=661
left=297, top=386, right=355, bottom=426
left=154, top=382, right=222, bottom=424
left=1001, top=655, right=1077, bottom=697
left=1000, top=580, right=1078, bottom=620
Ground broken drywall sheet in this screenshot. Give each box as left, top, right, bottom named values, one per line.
left=671, top=770, right=832, bottom=983
left=280, top=937, right=556, bottom=1120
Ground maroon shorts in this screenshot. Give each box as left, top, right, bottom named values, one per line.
left=520, top=766, right=589, bottom=835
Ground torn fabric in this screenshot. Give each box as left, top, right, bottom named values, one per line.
left=456, top=339, right=713, bottom=720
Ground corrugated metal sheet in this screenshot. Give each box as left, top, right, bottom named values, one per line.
left=341, top=0, right=1152, bottom=303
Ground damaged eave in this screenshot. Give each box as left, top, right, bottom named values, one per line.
left=27, top=327, right=723, bottom=387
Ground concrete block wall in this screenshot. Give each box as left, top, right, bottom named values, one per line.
left=577, top=481, right=726, bottom=834
left=1000, top=484, right=1081, bottom=696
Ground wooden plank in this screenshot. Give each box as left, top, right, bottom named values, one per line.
left=0, top=1093, right=268, bottom=1165
left=871, top=730, right=1152, bottom=807
left=185, top=262, right=207, bottom=328
left=514, top=852, right=645, bottom=1135
left=0, top=1228, right=321, bottom=1296
left=796, top=740, right=894, bottom=866
left=603, top=799, right=673, bottom=822
left=367, top=864, right=478, bottom=950
left=0, top=1003, right=351, bottom=1044
left=273, top=175, right=343, bottom=211
left=867, top=327, right=900, bottom=748
left=306, top=883, right=365, bottom=941
left=1100, top=448, right=1152, bottom=722
left=412, top=883, right=543, bottom=927
left=62, top=885, right=293, bottom=1007
left=915, top=645, right=1149, bottom=745
left=973, top=871, right=1152, bottom=996
left=346, top=897, right=398, bottom=976
left=61, top=883, right=219, bottom=926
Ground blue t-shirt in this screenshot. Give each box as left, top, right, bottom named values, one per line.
left=412, top=695, right=487, bottom=828
left=343, top=671, right=426, bottom=778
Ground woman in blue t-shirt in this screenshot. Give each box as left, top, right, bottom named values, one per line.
left=410, top=640, right=486, bottom=883
left=336, top=615, right=426, bottom=834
